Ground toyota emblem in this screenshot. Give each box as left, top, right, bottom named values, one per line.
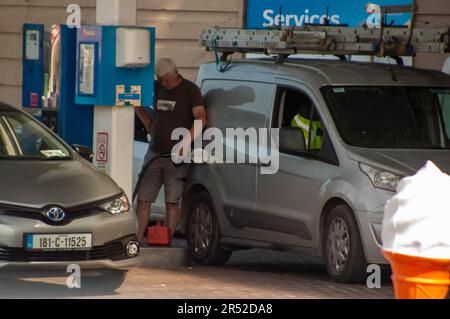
left=46, top=207, right=66, bottom=222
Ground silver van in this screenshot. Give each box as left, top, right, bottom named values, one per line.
left=178, top=59, right=450, bottom=283
left=0, top=102, right=140, bottom=270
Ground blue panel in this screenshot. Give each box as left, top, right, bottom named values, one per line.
left=22, top=24, right=44, bottom=108
left=246, top=0, right=413, bottom=29
left=99, top=26, right=155, bottom=107
left=59, top=25, right=93, bottom=148
left=75, top=25, right=155, bottom=107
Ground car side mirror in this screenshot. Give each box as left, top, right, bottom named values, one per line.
left=72, top=144, right=94, bottom=163
left=279, top=127, right=306, bottom=152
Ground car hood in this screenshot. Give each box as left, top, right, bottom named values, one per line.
left=346, top=147, right=450, bottom=176
left=0, top=159, right=122, bottom=209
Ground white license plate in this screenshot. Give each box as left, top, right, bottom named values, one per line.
left=25, top=233, right=93, bottom=251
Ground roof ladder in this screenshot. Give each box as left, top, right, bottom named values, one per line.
left=200, top=5, right=449, bottom=64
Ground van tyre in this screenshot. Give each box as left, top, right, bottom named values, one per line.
left=323, top=204, right=367, bottom=283
left=186, top=191, right=231, bottom=265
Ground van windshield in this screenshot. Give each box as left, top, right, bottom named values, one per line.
left=321, top=86, right=450, bottom=149
left=0, top=106, right=71, bottom=160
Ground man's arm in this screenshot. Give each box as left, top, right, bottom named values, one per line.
left=189, top=105, right=207, bottom=142
left=176, top=105, right=207, bottom=157
left=135, top=107, right=152, bottom=133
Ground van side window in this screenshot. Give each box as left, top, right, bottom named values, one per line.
left=276, top=88, right=324, bottom=152
left=273, top=88, right=338, bottom=164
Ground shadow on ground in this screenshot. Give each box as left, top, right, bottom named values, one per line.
left=0, top=269, right=126, bottom=298
left=153, top=248, right=395, bottom=299
left=227, top=248, right=393, bottom=284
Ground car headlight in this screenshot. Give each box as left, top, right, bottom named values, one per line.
left=359, top=163, right=402, bottom=192
left=100, top=194, right=130, bottom=215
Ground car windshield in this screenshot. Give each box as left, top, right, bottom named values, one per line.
left=321, top=86, right=450, bottom=149
left=0, top=106, right=71, bottom=160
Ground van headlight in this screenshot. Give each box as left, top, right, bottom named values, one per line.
left=359, top=163, right=401, bottom=192
left=100, top=194, right=130, bottom=215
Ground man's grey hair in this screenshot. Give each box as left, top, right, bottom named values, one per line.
left=155, top=58, right=177, bottom=78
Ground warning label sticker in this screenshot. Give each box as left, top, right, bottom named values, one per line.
left=96, top=132, right=108, bottom=163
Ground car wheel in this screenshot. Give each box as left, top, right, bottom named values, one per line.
left=186, top=191, right=231, bottom=265
left=323, top=204, right=367, bottom=283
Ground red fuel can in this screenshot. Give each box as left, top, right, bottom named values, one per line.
left=147, top=221, right=172, bottom=246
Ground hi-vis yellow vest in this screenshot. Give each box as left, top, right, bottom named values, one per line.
left=291, top=114, right=324, bottom=150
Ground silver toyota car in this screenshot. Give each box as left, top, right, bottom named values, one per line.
left=0, top=102, right=139, bottom=270
left=177, top=58, right=450, bottom=283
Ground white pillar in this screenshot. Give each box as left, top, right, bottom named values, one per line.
left=94, top=0, right=137, bottom=200
left=96, top=0, right=137, bottom=26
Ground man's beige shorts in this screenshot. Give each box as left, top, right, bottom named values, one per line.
left=137, top=156, right=190, bottom=204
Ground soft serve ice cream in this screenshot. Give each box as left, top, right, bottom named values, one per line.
left=382, top=161, right=450, bottom=259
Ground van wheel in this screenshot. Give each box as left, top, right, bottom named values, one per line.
left=186, top=191, right=231, bottom=265
left=323, top=204, right=367, bottom=283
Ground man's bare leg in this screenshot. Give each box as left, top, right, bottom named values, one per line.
left=166, top=202, right=180, bottom=237
left=137, top=200, right=151, bottom=243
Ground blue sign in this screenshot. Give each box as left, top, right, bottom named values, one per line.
left=246, top=0, right=413, bottom=29
left=75, top=25, right=155, bottom=107
left=118, top=93, right=141, bottom=100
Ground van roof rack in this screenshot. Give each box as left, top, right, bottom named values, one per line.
left=200, top=6, right=449, bottom=65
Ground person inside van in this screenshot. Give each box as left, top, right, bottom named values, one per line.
left=289, top=100, right=324, bottom=151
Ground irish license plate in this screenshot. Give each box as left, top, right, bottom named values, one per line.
left=25, top=233, right=93, bottom=251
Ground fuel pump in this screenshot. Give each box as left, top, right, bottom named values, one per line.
left=22, top=21, right=155, bottom=200
left=22, top=24, right=94, bottom=147
left=22, top=25, right=154, bottom=145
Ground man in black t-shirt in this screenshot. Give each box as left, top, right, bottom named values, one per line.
left=135, top=58, right=207, bottom=243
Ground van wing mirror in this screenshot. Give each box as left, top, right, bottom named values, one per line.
left=71, top=144, right=94, bottom=163
left=279, top=127, right=306, bottom=152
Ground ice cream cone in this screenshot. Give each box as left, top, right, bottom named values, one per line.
left=382, top=250, right=450, bottom=299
